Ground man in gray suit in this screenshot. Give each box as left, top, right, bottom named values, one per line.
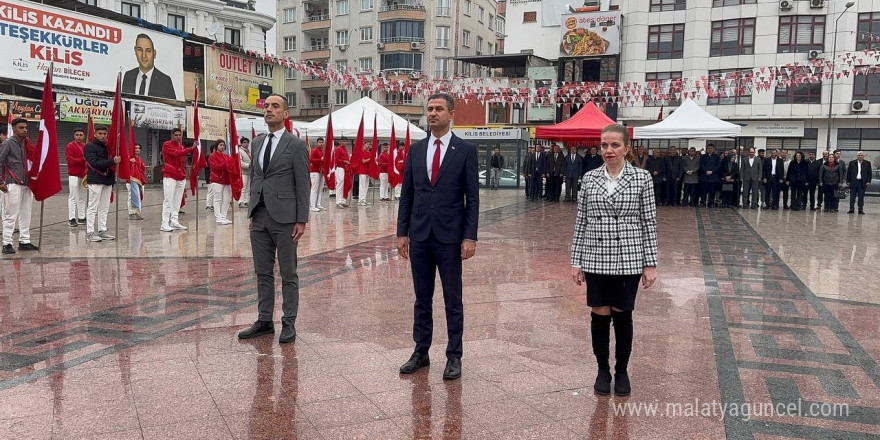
left=740, top=147, right=763, bottom=209
left=238, top=94, right=310, bottom=344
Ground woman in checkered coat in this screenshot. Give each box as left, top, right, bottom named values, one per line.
left=570, top=124, right=659, bottom=397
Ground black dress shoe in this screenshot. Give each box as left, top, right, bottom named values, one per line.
left=2, top=244, right=14, bottom=255
left=237, top=320, right=274, bottom=339
left=18, top=243, right=39, bottom=251
left=614, top=371, right=631, bottom=396
left=279, top=323, right=296, bottom=343
left=859, top=210, right=865, bottom=215
left=443, top=358, right=461, bottom=380
left=399, top=352, right=430, bottom=374
left=594, top=369, right=612, bottom=396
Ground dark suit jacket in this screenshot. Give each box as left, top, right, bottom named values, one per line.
left=523, top=151, right=546, bottom=175
left=847, top=160, right=873, bottom=184
left=720, top=157, right=740, bottom=182
left=763, top=157, right=785, bottom=182
left=397, top=134, right=479, bottom=244
left=807, top=159, right=822, bottom=185
left=564, top=153, right=583, bottom=178
left=545, top=152, right=565, bottom=176
left=248, top=131, right=310, bottom=224
left=699, top=154, right=721, bottom=183
left=786, top=160, right=809, bottom=186
left=646, top=156, right=666, bottom=183
left=583, top=154, right=603, bottom=175
left=122, top=67, right=176, bottom=99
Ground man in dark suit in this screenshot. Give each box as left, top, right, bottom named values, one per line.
left=663, top=146, right=684, bottom=205
left=545, top=144, right=566, bottom=202
left=237, top=94, right=310, bottom=344
left=524, top=144, right=545, bottom=200
left=740, top=148, right=763, bottom=209
left=397, top=93, right=479, bottom=380
left=122, top=34, right=177, bottom=99
left=847, top=151, right=872, bottom=214
left=762, top=149, right=784, bottom=209
left=699, top=144, right=722, bottom=207
left=806, top=151, right=822, bottom=211
left=583, top=146, right=603, bottom=175
left=522, top=145, right=535, bottom=198
left=563, top=146, right=583, bottom=202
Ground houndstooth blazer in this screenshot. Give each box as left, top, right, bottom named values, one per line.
left=570, top=162, right=659, bottom=275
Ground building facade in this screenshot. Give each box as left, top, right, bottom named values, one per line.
left=77, top=0, right=275, bottom=52
left=276, top=0, right=502, bottom=122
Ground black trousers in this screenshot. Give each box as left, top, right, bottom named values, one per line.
left=790, top=183, right=806, bottom=209
left=781, top=183, right=790, bottom=207
left=850, top=180, right=867, bottom=210
left=700, top=181, right=718, bottom=206
left=664, top=178, right=680, bottom=205
left=653, top=180, right=664, bottom=204
left=409, top=233, right=464, bottom=359
left=765, top=180, right=780, bottom=207
left=528, top=172, right=543, bottom=199
left=823, top=184, right=839, bottom=210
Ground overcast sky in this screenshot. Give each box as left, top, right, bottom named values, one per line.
left=255, top=0, right=276, bottom=53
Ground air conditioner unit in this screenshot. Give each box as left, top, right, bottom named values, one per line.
left=810, top=0, right=825, bottom=8
left=410, top=41, right=422, bottom=50
left=410, top=71, right=421, bottom=79
left=338, top=44, right=347, bottom=51
left=808, top=49, right=821, bottom=59
left=852, top=100, right=869, bottom=112
left=779, top=0, right=792, bottom=10
left=377, top=42, right=385, bottom=49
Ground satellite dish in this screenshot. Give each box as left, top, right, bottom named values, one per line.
left=206, top=21, right=221, bottom=41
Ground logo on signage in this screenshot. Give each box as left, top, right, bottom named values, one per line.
left=11, top=58, right=30, bottom=71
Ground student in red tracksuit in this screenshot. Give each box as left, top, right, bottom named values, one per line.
left=334, top=141, right=350, bottom=207
left=393, top=142, right=406, bottom=199
left=65, top=128, right=88, bottom=227
left=208, top=139, right=233, bottom=225
left=128, top=143, right=147, bottom=220
left=378, top=143, right=391, bottom=201
left=309, top=137, right=325, bottom=212
left=160, top=128, right=195, bottom=232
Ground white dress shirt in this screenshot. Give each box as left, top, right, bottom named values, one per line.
left=771, top=158, right=777, bottom=176
left=857, top=161, right=862, bottom=179
left=427, top=131, right=453, bottom=182
left=134, top=68, right=154, bottom=95
left=748, top=157, right=754, bottom=167
left=258, top=128, right=287, bottom=170
left=603, top=164, right=621, bottom=195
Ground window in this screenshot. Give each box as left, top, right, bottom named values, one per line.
left=436, top=26, right=450, bottom=48
left=488, top=103, right=507, bottom=124
left=361, top=90, right=372, bottom=99
left=167, top=14, right=185, bottom=31
left=478, top=6, right=485, bottom=23
left=778, top=16, right=825, bottom=53
left=707, top=69, right=752, bottom=105
left=380, top=21, right=425, bottom=43
left=766, top=129, right=817, bottom=152
left=489, top=14, right=494, bottom=30
left=462, top=30, right=471, bottom=47
left=713, top=0, right=756, bottom=6
left=309, top=94, right=328, bottom=108
left=336, top=30, right=349, bottom=46
left=283, top=7, right=297, bottom=23
left=286, top=92, right=297, bottom=108
left=476, top=37, right=483, bottom=55
left=78, top=0, right=97, bottom=5
left=496, top=17, right=505, bottom=35
left=359, top=57, right=373, bottom=72
left=283, top=36, right=297, bottom=51
left=121, top=2, right=140, bottom=18
left=361, top=0, right=373, bottom=10
left=336, top=60, right=348, bottom=71
left=711, top=18, right=755, bottom=56
left=837, top=129, right=880, bottom=162
left=857, top=13, right=880, bottom=50
left=285, top=68, right=297, bottom=80
left=360, top=27, right=373, bottom=42
left=647, top=24, right=684, bottom=60
left=650, top=0, right=686, bottom=11
left=336, top=90, right=348, bottom=105
left=309, top=36, right=329, bottom=50
left=488, top=42, right=494, bottom=54
left=853, top=67, right=880, bottom=103
left=225, top=28, right=241, bottom=46
left=464, top=0, right=471, bottom=16
left=337, top=0, right=349, bottom=15
left=523, top=11, right=537, bottom=23
left=380, top=53, right=423, bottom=71
left=386, top=92, right=413, bottom=104
left=775, top=67, right=822, bottom=103
left=644, top=72, right=682, bottom=107
left=435, top=58, right=449, bottom=78
left=437, top=0, right=450, bottom=16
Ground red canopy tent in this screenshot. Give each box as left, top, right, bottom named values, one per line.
left=534, top=104, right=633, bottom=142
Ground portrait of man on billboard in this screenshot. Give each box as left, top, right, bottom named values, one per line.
left=122, top=34, right=177, bottom=99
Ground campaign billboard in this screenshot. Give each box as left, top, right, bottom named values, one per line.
left=0, top=0, right=183, bottom=100
left=58, top=93, right=113, bottom=124
left=204, top=47, right=283, bottom=113
left=559, top=11, right=621, bottom=57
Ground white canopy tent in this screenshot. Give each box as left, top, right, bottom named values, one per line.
left=301, top=97, right=427, bottom=140
left=633, top=99, right=742, bottom=139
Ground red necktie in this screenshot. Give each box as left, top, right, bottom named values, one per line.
left=431, top=139, right=442, bottom=185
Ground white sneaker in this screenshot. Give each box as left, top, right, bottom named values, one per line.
left=170, top=223, right=188, bottom=230
left=86, top=233, right=103, bottom=242
left=318, top=205, right=327, bottom=211
left=358, top=201, right=369, bottom=206
left=160, top=225, right=174, bottom=232
left=310, top=207, right=321, bottom=212
left=216, top=219, right=232, bottom=225
left=97, top=231, right=115, bottom=240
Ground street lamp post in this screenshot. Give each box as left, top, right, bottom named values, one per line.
left=825, top=1, right=855, bottom=151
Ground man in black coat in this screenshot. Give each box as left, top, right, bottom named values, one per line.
left=122, top=34, right=177, bottom=99
left=84, top=125, right=121, bottom=242
left=847, top=151, right=873, bottom=214
left=583, top=146, right=603, bottom=175
left=523, top=145, right=545, bottom=200
left=663, top=146, right=684, bottom=205
left=762, top=149, right=784, bottom=209
left=563, top=146, right=583, bottom=202
left=646, top=150, right=667, bottom=205
left=544, top=144, right=565, bottom=202
left=806, top=151, right=822, bottom=211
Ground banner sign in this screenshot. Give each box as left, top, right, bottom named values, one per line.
left=452, top=128, right=527, bottom=140
left=187, top=106, right=227, bottom=141
left=559, top=11, right=621, bottom=57
left=204, top=47, right=283, bottom=113
left=131, top=101, right=185, bottom=131
left=0, top=0, right=184, bottom=100
left=0, top=98, right=56, bottom=121
left=58, top=93, right=113, bottom=124
left=733, top=121, right=805, bottom=138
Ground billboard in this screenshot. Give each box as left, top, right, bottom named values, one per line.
left=187, top=106, right=228, bottom=141
left=559, top=11, right=621, bottom=57
left=58, top=94, right=113, bottom=124
left=130, top=101, right=186, bottom=131
left=0, top=0, right=183, bottom=100
left=0, top=98, right=57, bottom=121
left=204, top=47, right=283, bottom=113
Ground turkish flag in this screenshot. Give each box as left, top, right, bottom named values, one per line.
left=106, top=72, right=130, bottom=182
left=29, top=66, right=62, bottom=201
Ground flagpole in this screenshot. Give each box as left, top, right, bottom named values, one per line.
left=38, top=202, right=44, bottom=249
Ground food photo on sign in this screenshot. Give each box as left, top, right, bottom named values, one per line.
left=559, top=11, right=621, bottom=57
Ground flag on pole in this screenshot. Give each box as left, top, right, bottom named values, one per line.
left=388, top=121, right=397, bottom=174
left=350, top=112, right=365, bottom=174
left=657, top=105, right=664, bottom=122
left=251, top=123, right=256, bottom=141
left=368, top=113, right=379, bottom=179
left=107, top=72, right=131, bottom=182
left=29, top=64, right=62, bottom=201
left=6, top=110, right=12, bottom=135
left=189, top=88, right=206, bottom=195
left=284, top=116, right=293, bottom=133
left=322, top=113, right=335, bottom=189
left=86, top=111, right=95, bottom=141
left=404, top=123, right=411, bottom=155
left=304, top=132, right=310, bottom=149
left=228, top=92, right=243, bottom=201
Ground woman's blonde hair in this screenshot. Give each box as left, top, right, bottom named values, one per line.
left=600, top=124, right=635, bottom=162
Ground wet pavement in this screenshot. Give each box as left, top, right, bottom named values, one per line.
left=1, top=187, right=878, bottom=439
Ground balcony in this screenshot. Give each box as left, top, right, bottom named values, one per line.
left=302, top=14, right=330, bottom=31
left=378, top=37, right=425, bottom=52
left=301, top=45, right=330, bottom=60
left=301, top=104, right=330, bottom=119
left=301, top=77, right=330, bottom=89
left=378, top=2, right=426, bottom=21
left=379, top=100, right=422, bottom=115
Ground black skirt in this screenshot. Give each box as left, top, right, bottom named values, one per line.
left=584, top=273, right=642, bottom=311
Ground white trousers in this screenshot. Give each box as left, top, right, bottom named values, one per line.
left=68, top=176, right=87, bottom=220
left=335, top=167, right=346, bottom=204
left=210, top=183, right=231, bottom=221
left=2, top=184, right=33, bottom=245
left=86, top=184, right=112, bottom=235
left=379, top=173, right=389, bottom=199
left=359, top=174, right=370, bottom=202
left=206, top=183, right=216, bottom=208
left=240, top=174, right=250, bottom=204
left=309, top=172, right=324, bottom=208
left=162, top=178, right=186, bottom=228
left=394, top=184, right=401, bottom=198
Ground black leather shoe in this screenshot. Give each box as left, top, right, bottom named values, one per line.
left=443, top=358, right=461, bottom=380
left=279, top=323, right=296, bottom=343
left=614, top=371, right=631, bottom=396
left=18, top=243, right=39, bottom=251
left=399, top=352, right=430, bottom=374
left=2, top=244, right=14, bottom=255
left=237, top=320, right=274, bottom=339
left=859, top=210, right=865, bottom=215
left=594, top=369, right=612, bottom=395
left=848, top=209, right=855, bottom=214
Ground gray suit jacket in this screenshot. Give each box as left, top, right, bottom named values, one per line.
left=740, top=155, right=763, bottom=182
left=248, top=131, right=310, bottom=224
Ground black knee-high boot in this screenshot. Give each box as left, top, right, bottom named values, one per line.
left=611, top=310, right=633, bottom=396
left=591, top=312, right=612, bottom=395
